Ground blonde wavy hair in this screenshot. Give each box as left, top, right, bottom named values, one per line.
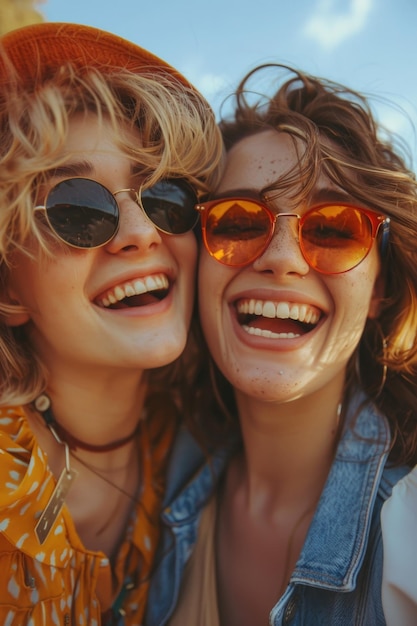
left=193, top=64, right=417, bottom=466
left=0, top=61, right=224, bottom=407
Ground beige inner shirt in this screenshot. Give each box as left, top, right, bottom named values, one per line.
left=168, top=494, right=220, bottom=626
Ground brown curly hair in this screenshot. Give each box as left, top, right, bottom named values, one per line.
left=191, top=64, right=417, bottom=467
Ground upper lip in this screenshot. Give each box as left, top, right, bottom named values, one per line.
left=94, top=271, right=172, bottom=308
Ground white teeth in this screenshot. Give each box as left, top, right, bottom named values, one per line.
left=298, top=305, right=307, bottom=322
left=133, top=280, right=147, bottom=295
left=236, top=299, right=320, bottom=324
left=276, top=302, right=290, bottom=318
left=155, top=275, right=166, bottom=289
left=145, top=276, right=159, bottom=291
left=98, top=273, right=169, bottom=308
left=254, top=301, right=263, bottom=315
left=242, top=325, right=300, bottom=339
left=290, top=304, right=301, bottom=320
left=124, top=284, right=136, bottom=298
left=114, top=286, right=125, bottom=301
left=263, top=301, right=276, bottom=318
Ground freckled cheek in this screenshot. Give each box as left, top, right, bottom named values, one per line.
left=332, top=274, right=377, bottom=338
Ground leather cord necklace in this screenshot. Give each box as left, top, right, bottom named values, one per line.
left=32, top=393, right=145, bottom=620
left=34, top=393, right=141, bottom=452
left=32, top=393, right=142, bottom=544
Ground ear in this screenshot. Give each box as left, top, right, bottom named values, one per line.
left=1, top=287, right=30, bottom=327
left=367, top=271, right=385, bottom=320
left=4, top=308, right=30, bottom=327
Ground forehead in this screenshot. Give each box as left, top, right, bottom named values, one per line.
left=42, top=112, right=142, bottom=186
left=216, top=130, right=300, bottom=193
left=216, top=129, right=346, bottom=198
left=63, top=111, right=140, bottom=155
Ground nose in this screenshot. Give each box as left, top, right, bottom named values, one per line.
left=106, top=189, right=162, bottom=253
left=253, top=213, right=310, bottom=276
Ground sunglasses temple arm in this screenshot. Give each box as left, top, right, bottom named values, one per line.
left=379, top=218, right=390, bottom=257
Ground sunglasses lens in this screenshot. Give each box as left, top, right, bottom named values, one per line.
left=45, top=179, right=118, bottom=248
left=300, top=205, right=373, bottom=273
left=204, top=199, right=272, bottom=265
left=140, top=179, right=198, bottom=234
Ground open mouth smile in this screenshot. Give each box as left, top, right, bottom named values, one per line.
left=236, top=298, right=322, bottom=339
left=96, top=273, right=170, bottom=309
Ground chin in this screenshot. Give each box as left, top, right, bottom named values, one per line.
left=148, top=337, right=188, bottom=369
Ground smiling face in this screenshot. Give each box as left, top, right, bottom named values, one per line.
left=6, top=112, right=197, bottom=379
left=198, top=130, right=383, bottom=404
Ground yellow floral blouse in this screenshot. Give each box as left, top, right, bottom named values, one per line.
left=0, top=404, right=175, bottom=625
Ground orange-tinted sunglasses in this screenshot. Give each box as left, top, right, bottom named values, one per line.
left=196, top=198, right=390, bottom=274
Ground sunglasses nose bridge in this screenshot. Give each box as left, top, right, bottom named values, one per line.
left=270, top=212, right=301, bottom=243
left=113, top=187, right=145, bottom=219
left=112, top=188, right=138, bottom=203
left=253, top=210, right=310, bottom=274
left=258, top=210, right=302, bottom=254
left=112, top=187, right=160, bottom=233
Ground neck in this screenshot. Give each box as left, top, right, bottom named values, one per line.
left=233, top=390, right=342, bottom=506
left=29, top=371, right=148, bottom=462
left=34, top=393, right=142, bottom=453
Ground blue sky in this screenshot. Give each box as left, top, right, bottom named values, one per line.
left=43, top=0, right=417, bottom=169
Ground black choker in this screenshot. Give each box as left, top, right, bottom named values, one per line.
left=33, top=394, right=141, bottom=453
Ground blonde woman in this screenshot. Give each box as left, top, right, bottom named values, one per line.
left=0, top=22, right=222, bottom=624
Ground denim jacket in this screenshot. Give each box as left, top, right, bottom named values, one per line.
left=146, top=394, right=409, bottom=625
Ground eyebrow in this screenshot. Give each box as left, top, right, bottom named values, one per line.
left=310, top=187, right=356, bottom=204
left=45, top=161, right=94, bottom=180
left=45, top=161, right=144, bottom=187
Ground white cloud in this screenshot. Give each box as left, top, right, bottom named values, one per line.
left=375, top=100, right=417, bottom=159
left=303, top=0, right=373, bottom=51
left=196, top=73, right=229, bottom=100
left=179, top=63, right=231, bottom=111
left=378, top=108, right=408, bottom=136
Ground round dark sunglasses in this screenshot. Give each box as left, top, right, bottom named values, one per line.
left=196, top=197, right=390, bottom=275
left=35, top=177, right=199, bottom=249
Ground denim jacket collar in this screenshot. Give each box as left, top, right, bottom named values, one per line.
left=148, top=393, right=409, bottom=626
left=161, top=427, right=230, bottom=525
left=163, top=394, right=391, bottom=586
left=293, top=394, right=390, bottom=591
